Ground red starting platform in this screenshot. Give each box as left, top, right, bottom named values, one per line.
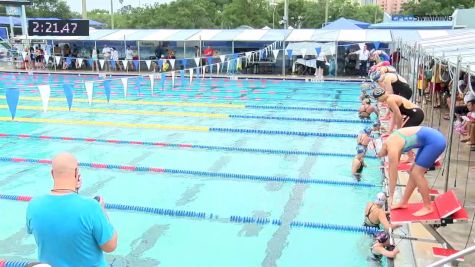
left=432, top=247, right=464, bottom=262
left=390, top=190, right=469, bottom=225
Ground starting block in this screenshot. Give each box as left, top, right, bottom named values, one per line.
left=390, top=190, right=468, bottom=225
left=432, top=247, right=464, bottom=262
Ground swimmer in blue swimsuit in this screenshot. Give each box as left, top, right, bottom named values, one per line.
left=378, top=126, right=446, bottom=216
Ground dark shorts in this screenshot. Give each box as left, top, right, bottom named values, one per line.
left=316, top=60, right=325, bottom=69
left=403, top=108, right=424, bottom=127
left=454, top=106, right=469, bottom=115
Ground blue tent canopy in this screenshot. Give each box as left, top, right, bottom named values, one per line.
left=322, top=18, right=363, bottom=30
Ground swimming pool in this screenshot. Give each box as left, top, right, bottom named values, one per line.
left=0, top=72, right=384, bottom=266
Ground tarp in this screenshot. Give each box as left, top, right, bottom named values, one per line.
left=322, top=18, right=362, bottom=30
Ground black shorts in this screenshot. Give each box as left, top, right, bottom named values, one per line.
left=316, top=60, right=325, bottom=69
left=403, top=108, right=424, bottom=127
left=35, top=56, right=41, bottom=62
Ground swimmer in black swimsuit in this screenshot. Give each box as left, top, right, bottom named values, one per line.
left=352, top=148, right=366, bottom=181
left=372, top=71, right=413, bottom=100
left=363, top=193, right=401, bottom=230
left=368, top=232, right=399, bottom=267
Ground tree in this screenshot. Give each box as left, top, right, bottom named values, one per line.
left=87, top=9, right=111, bottom=27
left=25, top=0, right=77, bottom=18
left=402, top=0, right=475, bottom=16
left=222, top=0, right=272, bottom=29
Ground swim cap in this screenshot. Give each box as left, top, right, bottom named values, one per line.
left=361, top=82, right=372, bottom=91
left=370, top=71, right=382, bottom=82
left=363, top=126, right=372, bottom=135
left=356, top=144, right=367, bottom=155
left=372, top=87, right=386, bottom=98
left=373, top=121, right=381, bottom=128
left=375, top=231, right=390, bottom=243
left=375, top=192, right=386, bottom=206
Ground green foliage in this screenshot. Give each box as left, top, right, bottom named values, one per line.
left=87, top=9, right=111, bottom=27
left=401, top=0, right=475, bottom=16
left=25, top=0, right=76, bottom=19
left=222, top=0, right=272, bottom=28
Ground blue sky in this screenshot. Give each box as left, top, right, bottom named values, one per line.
left=66, top=0, right=170, bottom=13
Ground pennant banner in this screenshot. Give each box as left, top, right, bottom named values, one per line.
left=194, top=57, right=200, bottom=67
left=110, top=59, right=116, bottom=70
left=87, top=58, right=93, bottom=68
left=99, top=59, right=105, bottom=69
left=300, top=48, right=307, bottom=59
left=84, top=81, right=94, bottom=105
left=245, top=52, right=252, bottom=58
left=196, top=67, right=200, bottom=79
left=121, top=77, right=128, bottom=99
left=62, top=84, right=74, bottom=110
left=219, top=55, right=226, bottom=63
left=171, top=71, right=175, bottom=87
left=133, top=60, right=139, bottom=71
left=169, top=59, right=175, bottom=69
left=149, top=74, right=154, bottom=95
left=38, top=85, right=51, bottom=112
left=44, top=55, right=51, bottom=64
left=145, top=60, right=151, bottom=70
left=55, top=56, right=61, bottom=65
left=77, top=58, right=83, bottom=67
left=316, top=47, right=322, bottom=56
left=21, top=51, right=27, bottom=60
left=286, top=49, right=293, bottom=58
left=272, top=49, right=279, bottom=60
left=217, top=63, right=220, bottom=75
left=182, top=59, right=188, bottom=68
left=374, top=41, right=381, bottom=49
left=103, top=80, right=111, bottom=102
left=122, top=60, right=128, bottom=70
left=5, top=88, right=20, bottom=119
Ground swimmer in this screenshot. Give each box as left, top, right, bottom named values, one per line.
left=369, top=231, right=399, bottom=266
left=363, top=192, right=401, bottom=230
left=357, top=126, right=374, bottom=147
left=373, top=87, right=424, bottom=133
left=359, top=98, right=376, bottom=119
left=378, top=126, right=446, bottom=216
left=370, top=50, right=390, bottom=64
left=352, top=146, right=367, bottom=181
left=372, top=71, right=413, bottom=100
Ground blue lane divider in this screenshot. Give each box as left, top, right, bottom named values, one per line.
left=209, top=127, right=358, bottom=138
left=245, top=105, right=359, bottom=112
left=0, top=194, right=379, bottom=235
left=2, top=260, right=30, bottom=267
left=230, top=114, right=371, bottom=124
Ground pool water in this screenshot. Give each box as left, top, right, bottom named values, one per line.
left=0, top=72, right=384, bottom=266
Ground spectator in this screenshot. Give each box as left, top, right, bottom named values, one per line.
left=126, top=45, right=134, bottom=70
left=91, top=46, right=99, bottom=71
left=349, top=44, right=370, bottom=78
left=369, top=232, right=399, bottom=265
left=102, top=44, right=111, bottom=71
left=112, top=47, right=122, bottom=71
left=155, top=44, right=163, bottom=60
left=194, top=46, right=201, bottom=58
left=53, top=44, right=61, bottom=56
left=26, top=152, right=117, bottom=266
left=203, top=46, right=214, bottom=57
left=391, top=48, right=401, bottom=71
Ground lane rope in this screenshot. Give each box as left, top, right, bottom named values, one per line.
left=0, top=133, right=377, bottom=158
left=0, top=156, right=376, bottom=187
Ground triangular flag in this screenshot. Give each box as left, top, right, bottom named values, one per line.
left=194, top=57, right=200, bottom=67
left=5, top=88, right=19, bottom=119
left=66, top=57, right=72, bottom=66
left=160, top=73, right=166, bottom=89
left=315, top=47, right=322, bottom=56
left=196, top=67, right=200, bottom=79
left=87, top=58, right=93, bottom=68
left=99, top=59, right=105, bottom=69
left=300, top=48, right=307, bottom=59
left=38, top=85, right=51, bottom=112
left=122, top=60, right=128, bottom=70
left=44, top=55, right=50, bottom=64
left=182, top=59, right=188, bottom=68
left=110, top=59, right=116, bottom=70
left=84, top=81, right=94, bottom=105
left=286, top=49, right=293, bottom=58
left=103, top=80, right=111, bottom=102
left=217, top=63, right=220, bottom=75
left=121, top=77, right=128, bottom=98
left=272, top=49, right=279, bottom=60
left=179, top=69, right=185, bottom=85
left=133, top=60, right=139, bottom=70
left=55, top=56, right=61, bottom=65
left=169, top=59, right=175, bottom=69
left=21, top=51, right=27, bottom=60
left=219, top=55, right=226, bottom=63
left=62, top=84, right=74, bottom=110
left=171, top=71, right=175, bottom=87
left=189, top=68, right=194, bottom=83
left=149, top=74, right=154, bottom=95
left=374, top=42, right=381, bottom=49
left=145, top=60, right=152, bottom=70
left=259, top=50, right=264, bottom=60
left=157, top=59, right=163, bottom=69
left=245, top=52, right=252, bottom=58
left=77, top=58, right=83, bottom=67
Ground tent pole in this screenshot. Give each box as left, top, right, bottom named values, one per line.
left=335, top=41, right=338, bottom=77
left=137, top=40, right=141, bottom=74
left=282, top=41, right=285, bottom=76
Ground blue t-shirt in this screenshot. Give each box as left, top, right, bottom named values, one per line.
left=26, top=194, right=115, bottom=267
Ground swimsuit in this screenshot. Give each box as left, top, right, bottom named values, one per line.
left=398, top=102, right=424, bottom=127
left=392, top=127, right=446, bottom=169
left=392, top=75, right=413, bottom=100
left=363, top=204, right=380, bottom=228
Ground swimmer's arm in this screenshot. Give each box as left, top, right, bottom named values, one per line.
left=388, top=148, right=400, bottom=205
left=382, top=77, right=394, bottom=94
left=387, top=99, right=402, bottom=132
left=373, top=246, right=400, bottom=258
left=378, top=210, right=401, bottom=230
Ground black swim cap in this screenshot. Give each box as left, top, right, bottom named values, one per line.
left=376, top=231, right=390, bottom=243
left=372, top=87, right=386, bottom=98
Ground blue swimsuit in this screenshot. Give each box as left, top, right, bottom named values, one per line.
left=392, top=127, right=446, bottom=169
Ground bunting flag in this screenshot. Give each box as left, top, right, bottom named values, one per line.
left=77, top=58, right=84, bottom=67
left=21, top=51, right=27, bottom=60
left=194, top=57, right=200, bottom=67
left=259, top=50, right=264, bottom=60
left=38, top=85, right=51, bottom=112
left=99, top=59, right=105, bottom=69
left=263, top=49, right=268, bottom=57
left=315, top=47, right=322, bottom=56
left=300, top=48, right=307, bottom=59
left=121, top=77, right=128, bottom=98
left=122, top=60, right=128, bottom=70
left=217, top=63, right=220, bottom=75
left=87, top=58, right=93, bottom=68
left=84, top=81, right=94, bottom=105
left=149, top=74, right=155, bottom=95
left=66, top=57, right=72, bottom=66
left=44, top=55, right=51, bottom=64
left=179, top=69, right=185, bottom=86
left=237, top=58, right=242, bottom=71
left=171, top=71, right=175, bottom=87
left=133, top=60, right=139, bottom=71
left=169, top=59, right=175, bottom=69
left=196, top=67, right=200, bottom=79
left=245, top=52, right=252, bottom=58
left=160, top=73, right=166, bottom=89
left=62, top=84, right=74, bottom=110
left=189, top=68, right=194, bottom=84
left=103, top=80, right=111, bottom=102
left=110, top=59, right=116, bottom=70
left=55, top=56, right=61, bottom=65
left=329, top=46, right=335, bottom=55
left=219, top=55, right=226, bottom=63
left=145, top=60, right=151, bottom=70
left=272, top=49, right=279, bottom=60
left=5, top=88, right=19, bottom=119
left=286, top=49, right=293, bottom=58
left=182, top=59, right=188, bottom=68
left=207, top=57, right=212, bottom=65
left=373, top=41, right=381, bottom=49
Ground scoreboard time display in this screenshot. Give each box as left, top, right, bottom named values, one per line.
left=28, top=20, right=89, bottom=36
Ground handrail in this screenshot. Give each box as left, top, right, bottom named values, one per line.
left=426, top=244, right=475, bottom=267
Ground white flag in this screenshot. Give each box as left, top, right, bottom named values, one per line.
left=217, top=63, right=220, bottom=75
left=84, top=81, right=94, bottom=105
left=44, top=55, right=50, bottom=64
left=171, top=71, right=175, bottom=87
left=169, top=59, right=175, bottom=69
left=145, top=60, right=151, bottom=70
left=77, top=58, right=83, bottom=66
left=55, top=56, right=61, bottom=65
left=21, top=51, right=27, bottom=60
left=121, top=77, right=128, bottom=99
left=38, top=85, right=51, bottom=112
left=272, top=49, right=279, bottom=60
left=189, top=68, right=193, bottom=83
left=245, top=52, right=252, bottom=58
left=219, top=55, right=226, bottom=63
left=194, top=57, right=200, bottom=67
left=300, top=48, right=307, bottom=59
left=99, top=59, right=105, bottom=69
left=122, top=60, right=128, bottom=70
left=149, top=74, right=154, bottom=95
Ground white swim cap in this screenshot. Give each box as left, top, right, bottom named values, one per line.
left=375, top=192, right=386, bottom=206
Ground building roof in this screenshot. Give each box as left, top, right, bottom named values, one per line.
left=322, top=18, right=363, bottom=30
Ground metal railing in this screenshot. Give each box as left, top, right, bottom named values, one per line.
left=427, top=243, right=475, bottom=267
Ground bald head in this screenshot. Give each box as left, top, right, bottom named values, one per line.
left=51, top=152, right=78, bottom=180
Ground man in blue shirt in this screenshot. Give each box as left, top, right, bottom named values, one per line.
left=26, top=152, right=118, bottom=267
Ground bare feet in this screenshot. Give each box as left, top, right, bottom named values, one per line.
left=412, top=206, right=434, bottom=217
left=391, top=202, right=408, bottom=210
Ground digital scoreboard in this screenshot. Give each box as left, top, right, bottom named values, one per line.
left=28, top=20, right=89, bottom=36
